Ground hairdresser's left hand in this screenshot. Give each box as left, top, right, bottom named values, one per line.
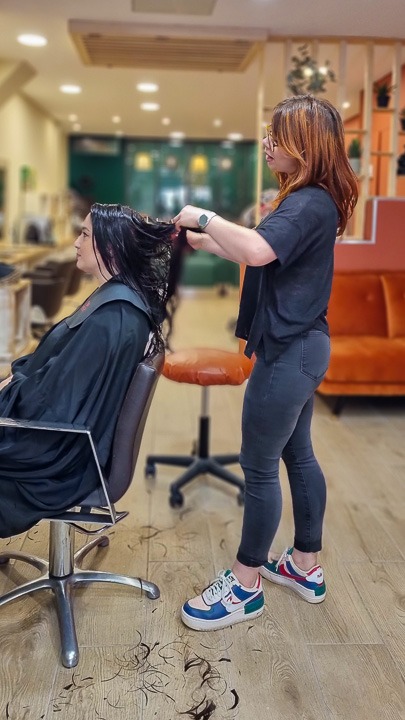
left=173, top=205, right=207, bottom=231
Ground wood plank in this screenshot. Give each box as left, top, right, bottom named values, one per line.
left=144, top=559, right=236, bottom=720
left=281, top=545, right=382, bottom=645
left=323, top=486, right=403, bottom=562
left=227, top=637, right=332, bottom=720
left=309, top=644, right=405, bottom=720
left=345, top=562, right=405, bottom=674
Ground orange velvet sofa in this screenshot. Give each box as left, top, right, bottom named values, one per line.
left=317, top=272, right=405, bottom=413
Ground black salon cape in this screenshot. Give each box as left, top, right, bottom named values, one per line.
left=0, top=283, right=151, bottom=538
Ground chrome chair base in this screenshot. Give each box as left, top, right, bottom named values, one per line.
left=0, top=521, right=160, bottom=668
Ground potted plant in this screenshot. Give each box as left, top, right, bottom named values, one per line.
left=347, top=137, right=362, bottom=174
left=400, top=108, right=405, bottom=132
left=286, top=44, right=336, bottom=96
left=373, top=81, right=396, bottom=108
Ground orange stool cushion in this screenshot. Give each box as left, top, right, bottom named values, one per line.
left=163, top=348, right=254, bottom=386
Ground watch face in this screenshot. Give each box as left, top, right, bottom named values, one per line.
left=198, top=213, right=209, bottom=229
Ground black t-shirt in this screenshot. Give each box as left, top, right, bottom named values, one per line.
left=235, top=186, right=338, bottom=362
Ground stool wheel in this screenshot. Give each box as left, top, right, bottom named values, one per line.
left=237, top=491, right=245, bottom=506
left=169, top=490, right=184, bottom=508
left=145, top=462, right=156, bottom=480
left=98, top=537, right=110, bottom=548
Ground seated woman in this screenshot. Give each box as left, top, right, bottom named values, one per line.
left=0, top=203, right=174, bottom=538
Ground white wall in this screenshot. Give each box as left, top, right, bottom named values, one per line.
left=0, top=93, right=67, bottom=241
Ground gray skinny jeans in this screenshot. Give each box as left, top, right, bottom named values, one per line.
left=237, top=329, right=330, bottom=567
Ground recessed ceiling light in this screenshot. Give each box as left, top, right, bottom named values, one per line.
left=162, top=117, right=171, bottom=126
left=342, top=101, right=351, bottom=109
left=60, top=84, right=82, bottom=94
left=213, top=119, right=223, bottom=127
left=137, top=82, right=159, bottom=93
left=169, top=131, right=185, bottom=140
left=72, top=123, right=81, bottom=132
left=141, top=102, right=160, bottom=111
left=112, top=115, right=121, bottom=123
left=17, top=34, right=47, bottom=47
left=227, top=133, right=243, bottom=142
left=68, top=113, right=78, bottom=122
left=115, top=129, right=124, bottom=137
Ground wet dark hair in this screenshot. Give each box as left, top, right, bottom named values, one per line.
left=90, top=203, right=174, bottom=356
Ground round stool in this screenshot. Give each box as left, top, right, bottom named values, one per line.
left=145, top=348, right=253, bottom=507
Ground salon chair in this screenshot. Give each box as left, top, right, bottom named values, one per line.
left=0, top=351, right=164, bottom=668
left=35, top=258, right=77, bottom=295
left=29, top=276, right=66, bottom=337
left=145, top=348, right=253, bottom=508
left=65, top=265, right=83, bottom=296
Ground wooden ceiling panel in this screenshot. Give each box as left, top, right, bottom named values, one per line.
left=70, top=24, right=261, bottom=72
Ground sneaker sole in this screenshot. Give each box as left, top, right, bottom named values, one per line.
left=181, top=603, right=264, bottom=631
left=260, top=566, right=326, bottom=604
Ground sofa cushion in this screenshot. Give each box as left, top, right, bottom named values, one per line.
left=327, top=273, right=387, bottom=336
left=381, top=273, right=405, bottom=338
left=326, top=337, right=405, bottom=383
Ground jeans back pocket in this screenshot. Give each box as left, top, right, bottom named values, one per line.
left=300, top=330, right=330, bottom=381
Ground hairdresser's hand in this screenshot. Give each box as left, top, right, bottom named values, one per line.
left=173, top=205, right=209, bottom=231
left=186, top=230, right=206, bottom=251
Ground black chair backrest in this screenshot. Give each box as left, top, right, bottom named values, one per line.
left=65, top=266, right=83, bottom=296
left=41, top=259, right=77, bottom=295
left=31, top=277, right=66, bottom=319
left=106, top=350, right=164, bottom=503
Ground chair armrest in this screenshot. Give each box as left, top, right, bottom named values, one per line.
left=0, top=416, right=116, bottom=523
left=0, top=417, right=89, bottom=433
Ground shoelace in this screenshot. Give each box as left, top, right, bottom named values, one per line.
left=276, top=549, right=289, bottom=571
left=203, top=571, right=234, bottom=603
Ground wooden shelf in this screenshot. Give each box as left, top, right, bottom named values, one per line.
left=371, top=151, right=394, bottom=157
left=373, top=107, right=395, bottom=113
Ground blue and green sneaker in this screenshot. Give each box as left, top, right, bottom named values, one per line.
left=181, top=569, right=264, bottom=631
left=260, top=547, right=326, bottom=603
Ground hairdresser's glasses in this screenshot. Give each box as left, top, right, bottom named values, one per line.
left=265, top=124, right=278, bottom=152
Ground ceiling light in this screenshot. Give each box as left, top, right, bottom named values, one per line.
left=136, top=82, right=159, bottom=93
left=17, top=34, right=47, bottom=47
left=68, top=114, right=78, bottom=122
left=303, top=67, right=314, bottom=78
left=227, top=133, right=243, bottom=142
left=162, top=117, right=171, bottom=126
left=72, top=123, right=81, bottom=132
left=60, top=84, right=82, bottom=94
left=213, top=119, right=223, bottom=127
left=342, top=101, right=351, bottom=109
left=141, top=102, right=160, bottom=111
left=169, top=131, right=185, bottom=140
left=115, top=129, right=124, bottom=137
left=112, top=115, right=121, bottom=123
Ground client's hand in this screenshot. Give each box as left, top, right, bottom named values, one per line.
left=0, top=375, right=12, bottom=392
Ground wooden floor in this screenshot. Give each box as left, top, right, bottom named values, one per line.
left=0, top=283, right=404, bottom=720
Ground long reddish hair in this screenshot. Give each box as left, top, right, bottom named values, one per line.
left=270, top=95, right=358, bottom=235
